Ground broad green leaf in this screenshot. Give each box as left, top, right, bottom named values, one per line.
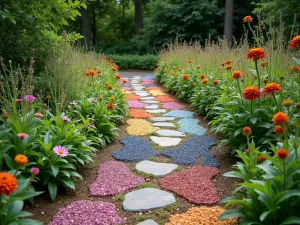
left=281, top=217, right=300, bottom=225
left=48, top=182, right=57, bottom=201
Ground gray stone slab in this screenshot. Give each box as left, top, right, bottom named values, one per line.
left=136, top=160, right=178, bottom=176
left=142, top=100, right=159, bottom=104
left=123, top=188, right=176, bottom=212
left=136, top=92, right=150, bottom=97
left=146, top=109, right=166, bottom=114
left=141, top=97, right=155, bottom=100
left=145, top=104, right=159, bottom=109
left=152, top=122, right=175, bottom=127
left=133, top=91, right=148, bottom=93
left=131, top=84, right=143, bottom=87
left=133, top=87, right=145, bottom=91
left=156, top=130, right=186, bottom=137
left=150, top=136, right=182, bottom=147
left=137, top=220, right=159, bottom=225
left=150, top=117, right=176, bottom=122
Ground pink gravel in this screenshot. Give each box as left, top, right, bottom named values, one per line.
left=159, top=166, right=220, bottom=205
left=162, top=102, right=185, bottom=110
left=128, top=100, right=148, bottom=108
left=122, top=87, right=132, bottom=90
left=89, top=161, right=144, bottom=196
left=141, top=81, right=155, bottom=84
left=48, top=200, right=125, bottom=225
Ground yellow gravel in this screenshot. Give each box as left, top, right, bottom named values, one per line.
left=149, top=90, right=167, bottom=96
left=125, top=90, right=132, bottom=94
left=126, top=119, right=160, bottom=136
left=165, top=206, right=238, bottom=225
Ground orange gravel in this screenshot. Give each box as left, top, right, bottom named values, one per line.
left=155, top=95, right=176, bottom=103
left=146, top=87, right=162, bottom=90
left=126, top=94, right=141, bottom=101
left=149, top=90, right=167, bottom=96
left=129, top=109, right=153, bottom=118
left=165, top=206, right=238, bottom=225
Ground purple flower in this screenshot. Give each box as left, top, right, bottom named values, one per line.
left=16, top=98, right=23, bottom=102
left=31, top=167, right=40, bottom=175
left=196, top=66, right=200, bottom=69
left=61, top=116, right=71, bottom=123
left=24, top=95, right=36, bottom=102
left=17, top=133, right=29, bottom=139
left=90, top=125, right=96, bottom=129
left=53, top=145, right=69, bottom=157
left=70, top=101, right=77, bottom=106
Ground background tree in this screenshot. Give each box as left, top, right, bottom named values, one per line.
left=224, top=0, right=234, bottom=46
left=135, top=0, right=143, bottom=34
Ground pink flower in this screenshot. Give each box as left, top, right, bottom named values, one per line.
left=91, top=99, right=97, bottom=103
left=61, top=116, right=71, bottom=123
left=90, top=125, right=96, bottom=129
left=17, top=133, right=29, bottom=139
left=16, top=98, right=23, bottom=102
left=34, top=112, right=44, bottom=118
left=70, top=101, right=77, bottom=106
left=53, top=145, right=69, bottom=157
left=30, top=167, right=40, bottom=175
left=24, top=95, right=36, bottom=102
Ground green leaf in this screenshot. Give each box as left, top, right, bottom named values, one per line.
left=7, top=200, right=24, bottom=217
left=219, top=210, right=246, bottom=220
left=292, top=57, right=300, bottom=66
left=275, top=190, right=300, bottom=205
left=5, top=155, right=17, bottom=169
left=51, top=165, right=59, bottom=177
left=15, top=219, right=43, bottom=225
left=48, top=182, right=57, bottom=201
left=61, top=180, right=75, bottom=189
left=281, top=217, right=300, bottom=225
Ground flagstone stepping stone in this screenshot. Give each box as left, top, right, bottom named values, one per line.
left=159, top=166, right=219, bottom=205
left=156, top=130, right=185, bottom=137
left=125, top=91, right=132, bottom=94
left=130, top=109, right=153, bottom=118
left=146, top=86, right=161, bottom=90
left=162, top=102, right=185, bottom=110
left=146, top=109, right=167, bottom=114
left=141, top=81, right=155, bottom=85
left=128, top=100, right=148, bottom=108
left=133, top=87, right=145, bottom=91
left=136, top=160, right=178, bottom=176
left=133, top=76, right=142, bottom=79
left=126, top=94, right=141, bottom=101
left=150, top=136, right=182, bottom=147
left=123, top=188, right=176, bottom=212
left=142, top=75, right=155, bottom=80
left=144, top=83, right=158, bottom=87
left=145, top=104, right=159, bottom=109
left=178, top=118, right=206, bottom=135
left=152, top=122, right=175, bottom=127
left=112, top=136, right=158, bottom=162
left=136, top=92, right=150, bottom=97
left=155, top=95, right=176, bottom=102
left=150, top=117, right=175, bottom=122
left=48, top=200, right=125, bottom=225
left=142, top=100, right=159, bottom=104
left=122, top=87, right=132, bottom=91
left=133, top=91, right=148, bottom=93
left=127, top=119, right=159, bottom=136
left=161, top=136, right=220, bottom=167
left=123, top=83, right=130, bottom=87
left=137, top=219, right=159, bottom=225
left=141, top=97, right=155, bottom=100
left=89, top=161, right=144, bottom=196
left=131, top=84, right=143, bottom=87
left=165, top=206, right=238, bottom=225
left=163, top=110, right=194, bottom=118
left=149, top=90, right=167, bottom=96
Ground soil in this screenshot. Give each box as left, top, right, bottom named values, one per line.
left=26, top=78, right=238, bottom=225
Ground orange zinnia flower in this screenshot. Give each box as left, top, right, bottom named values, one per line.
left=164, top=70, right=168, bottom=73
left=200, top=74, right=206, bottom=79
left=277, top=148, right=288, bottom=159
left=178, top=68, right=182, bottom=72
left=232, top=71, right=242, bottom=79
left=85, top=71, right=90, bottom=76
left=242, top=86, right=260, bottom=101
left=106, top=103, right=115, bottom=110
left=188, top=59, right=192, bottom=63
left=247, top=48, right=265, bottom=60
left=89, top=70, right=95, bottom=76
left=115, top=74, right=121, bottom=79
left=289, top=66, right=300, bottom=73
left=289, top=35, right=300, bottom=50
left=110, top=60, right=114, bottom=63
left=273, top=112, right=289, bottom=125
left=171, top=72, right=176, bottom=76
left=283, top=99, right=293, bottom=108
left=296, top=102, right=300, bottom=110
left=243, top=16, right=253, bottom=23
left=257, top=155, right=266, bottom=162
left=0, top=172, right=18, bottom=196
left=14, top=154, right=28, bottom=165
left=221, top=62, right=225, bottom=67
left=263, top=82, right=282, bottom=94
left=182, top=74, right=189, bottom=80
left=274, top=126, right=283, bottom=135
left=213, top=80, right=218, bottom=85
left=226, top=65, right=232, bottom=70
left=242, top=126, right=252, bottom=136
left=122, top=79, right=128, bottom=83
left=225, top=60, right=232, bottom=65
left=202, top=79, right=208, bottom=84
left=110, top=97, right=116, bottom=101
left=97, top=69, right=101, bottom=75
left=107, top=85, right=113, bottom=90
left=112, top=66, right=118, bottom=71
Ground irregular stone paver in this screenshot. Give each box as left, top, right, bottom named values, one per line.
left=136, top=160, right=178, bottom=176
left=144, top=83, right=158, bottom=87
left=152, top=122, right=175, bottom=127
left=150, top=117, right=175, bottom=122
left=89, top=161, right=144, bottom=196
left=156, top=130, right=186, bottom=137
left=161, top=136, right=220, bottom=167
left=141, top=81, right=155, bottom=85
left=162, top=102, right=185, bottom=110
left=133, top=91, right=148, bottom=94
left=150, top=136, right=182, bottom=147
left=123, top=188, right=176, bottom=212
left=130, top=109, right=153, bottom=118
left=146, top=86, right=162, bottom=90
left=146, top=109, right=167, bottom=114
left=125, top=91, right=132, bottom=94
left=126, top=119, right=159, bottom=136
left=131, top=84, right=143, bottom=87
left=165, top=206, right=238, bottom=225
left=48, top=200, right=125, bottom=225
left=155, top=95, right=176, bottom=102
left=122, top=87, right=132, bottom=91
left=142, top=100, right=159, bottom=104
left=163, top=110, right=194, bottom=118
left=141, top=97, right=155, bottom=100
left=142, top=75, right=156, bottom=80
left=145, top=104, right=159, bottom=109
left=128, top=100, right=148, bottom=108
left=126, top=94, right=141, bottom=101
left=133, top=87, right=145, bottom=91
left=178, top=118, right=206, bottom=135
left=159, top=166, right=219, bottom=204
left=149, top=90, right=167, bottom=96
left=137, top=219, right=159, bottom=225
left=135, top=92, right=150, bottom=97
left=112, top=136, right=158, bottom=162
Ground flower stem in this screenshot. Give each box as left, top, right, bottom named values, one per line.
left=272, top=93, right=280, bottom=112
left=250, top=100, right=253, bottom=115
left=237, top=80, right=243, bottom=106
left=254, top=60, right=261, bottom=91
left=282, top=159, right=286, bottom=191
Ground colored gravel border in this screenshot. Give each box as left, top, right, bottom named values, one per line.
left=165, top=206, right=238, bottom=225
left=141, top=81, right=155, bottom=85
left=159, top=166, right=219, bottom=205
left=144, top=83, right=158, bottom=87
left=48, top=200, right=125, bottom=225
left=89, top=161, right=144, bottom=196
left=149, top=90, right=167, bottom=96
left=155, top=95, right=176, bottom=102
left=126, top=94, right=141, bottom=100
left=130, top=109, right=153, bottom=118
left=126, top=119, right=159, bottom=136
left=112, top=136, right=158, bottom=162
left=162, top=102, right=185, bottom=110
left=128, top=100, right=148, bottom=108
left=178, top=118, right=206, bottom=135
left=161, top=136, right=220, bottom=167
left=146, top=87, right=162, bottom=90
left=163, top=110, right=194, bottom=118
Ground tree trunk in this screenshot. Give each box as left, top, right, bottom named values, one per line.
left=80, top=7, right=91, bottom=48
left=135, top=0, right=143, bottom=35
left=122, top=0, right=126, bottom=40
left=91, top=4, right=96, bottom=45
left=224, top=0, right=234, bottom=46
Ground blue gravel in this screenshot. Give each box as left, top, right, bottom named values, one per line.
left=112, top=136, right=159, bottom=162
left=163, top=110, right=194, bottom=118
left=161, top=136, right=220, bottom=167
left=144, top=83, right=158, bottom=87
left=123, top=83, right=130, bottom=87
left=142, top=75, right=156, bottom=80
left=178, top=118, right=207, bottom=135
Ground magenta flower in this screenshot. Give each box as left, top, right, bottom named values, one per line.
left=24, top=95, right=36, bottom=102
left=90, top=125, right=96, bottom=129
left=17, top=133, right=29, bottom=139
left=16, top=98, right=23, bottom=102
left=91, top=99, right=97, bottom=103
left=70, top=101, right=77, bottom=106
left=53, top=145, right=69, bottom=157
left=61, top=116, right=71, bottom=123
left=34, top=112, right=44, bottom=118
left=30, top=167, right=40, bottom=175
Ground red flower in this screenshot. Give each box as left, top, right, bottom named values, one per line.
left=107, top=85, right=113, bottom=90
left=243, top=16, right=253, bottom=23
left=202, top=79, right=208, bottom=84
left=263, top=83, right=282, bottom=94
left=182, top=74, right=189, bottom=80
left=274, top=126, right=283, bottom=135
left=242, top=126, right=252, bottom=136
left=247, top=48, right=265, bottom=60
left=289, top=66, right=300, bottom=73
left=213, top=80, right=218, bottom=85
left=97, top=69, right=101, bottom=75
left=242, top=86, right=261, bottom=101
left=0, top=172, right=18, bottom=196
left=89, top=70, right=95, bottom=76
left=106, top=103, right=115, bottom=110
left=115, top=74, right=121, bottom=79
left=289, top=35, right=300, bottom=50
left=188, top=59, right=192, bottom=63
left=225, top=60, right=232, bottom=65
left=200, top=74, right=206, bottom=79
left=85, top=71, right=90, bottom=76
left=258, top=155, right=266, bottom=162
left=273, top=112, right=289, bottom=125
left=232, top=71, right=242, bottom=79
left=277, top=148, right=288, bottom=159
left=122, top=79, right=128, bottom=83
left=226, top=65, right=232, bottom=70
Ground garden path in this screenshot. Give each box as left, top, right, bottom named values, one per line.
left=48, top=73, right=237, bottom=225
